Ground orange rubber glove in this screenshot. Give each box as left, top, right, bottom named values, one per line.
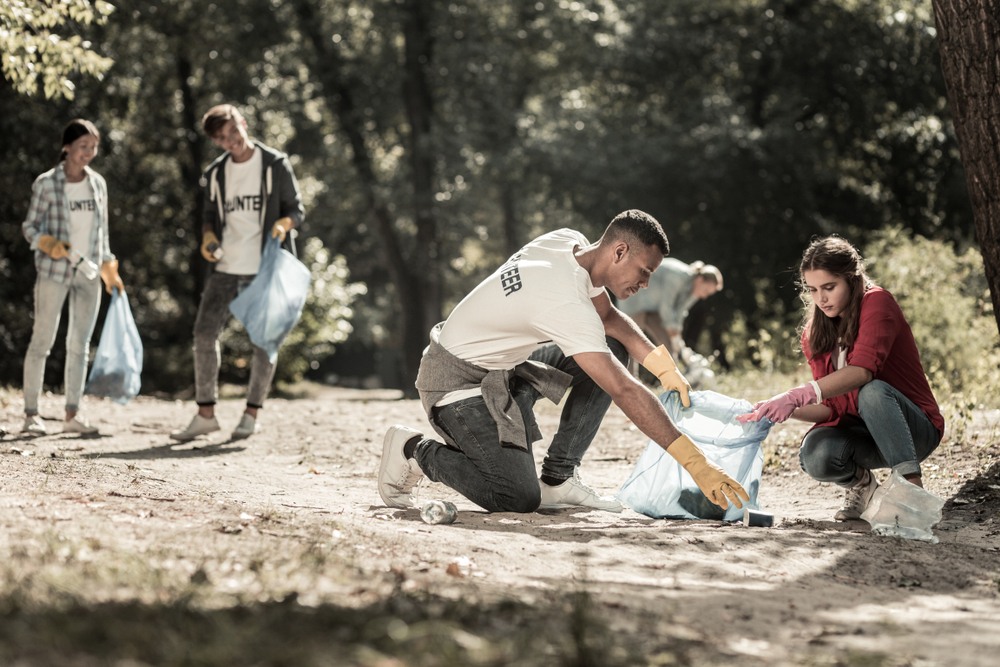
left=642, top=345, right=692, bottom=408
left=37, top=234, right=70, bottom=260
left=667, top=434, right=750, bottom=510
left=271, top=216, right=293, bottom=242
left=201, top=231, right=222, bottom=262
left=100, top=260, right=124, bottom=295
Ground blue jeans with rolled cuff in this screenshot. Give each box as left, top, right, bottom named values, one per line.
left=413, top=338, right=628, bottom=512
left=798, top=380, right=942, bottom=487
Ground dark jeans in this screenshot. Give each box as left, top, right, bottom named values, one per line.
left=799, top=380, right=942, bottom=486
left=193, top=272, right=277, bottom=408
left=413, top=338, right=628, bottom=512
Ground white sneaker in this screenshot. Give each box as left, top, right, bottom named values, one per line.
left=835, top=469, right=880, bottom=521
left=539, top=469, right=624, bottom=513
left=63, top=417, right=98, bottom=435
left=22, top=415, right=47, bottom=435
left=378, top=425, right=425, bottom=509
left=170, top=414, right=220, bottom=442
left=231, top=413, right=258, bottom=440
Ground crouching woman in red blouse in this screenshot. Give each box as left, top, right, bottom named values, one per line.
left=739, top=236, right=944, bottom=521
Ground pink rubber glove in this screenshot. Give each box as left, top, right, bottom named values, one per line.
left=737, top=383, right=818, bottom=424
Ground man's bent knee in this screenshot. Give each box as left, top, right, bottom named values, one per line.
left=484, top=486, right=541, bottom=513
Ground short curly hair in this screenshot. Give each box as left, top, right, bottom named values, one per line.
left=603, top=209, right=669, bottom=256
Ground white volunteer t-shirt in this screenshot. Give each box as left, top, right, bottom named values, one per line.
left=217, top=148, right=263, bottom=275
left=65, top=177, right=96, bottom=263
left=436, top=229, right=611, bottom=404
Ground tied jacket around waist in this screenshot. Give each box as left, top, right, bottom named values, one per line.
left=415, top=322, right=572, bottom=450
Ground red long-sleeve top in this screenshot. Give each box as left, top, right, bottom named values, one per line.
left=802, top=286, right=944, bottom=435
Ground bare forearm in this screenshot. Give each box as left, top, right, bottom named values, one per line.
left=603, top=309, right=656, bottom=362
left=612, top=380, right=682, bottom=450
left=816, top=365, right=872, bottom=400
left=791, top=403, right=832, bottom=423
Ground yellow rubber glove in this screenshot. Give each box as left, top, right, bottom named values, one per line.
left=271, top=216, right=293, bottom=242
left=37, top=235, right=70, bottom=260
left=667, top=434, right=750, bottom=510
left=642, top=345, right=692, bottom=408
left=201, top=231, right=222, bottom=262
left=100, top=260, right=124, bottom=295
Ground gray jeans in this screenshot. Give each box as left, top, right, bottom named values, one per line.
left=413, top=338, right=628, bottom=512
left=799, top=380, right=942, bottom=485
left=23, top=272, right=102, bottom=414
left=193, top=272, right=276, bottom=408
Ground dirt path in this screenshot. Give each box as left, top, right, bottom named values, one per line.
left=1, top=385, right=999, bottom=666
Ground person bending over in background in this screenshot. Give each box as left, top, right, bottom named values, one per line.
left=618, top=257, right=723, bottom=356
left=378, top=209, right=749, bottom=515
left=21, top=118, right=124, bottom=436
left=170, top=104, right=304, bottom=442
left=739, top=236, right=943, bottom=521
left=618, top=258, right=722, bottom=386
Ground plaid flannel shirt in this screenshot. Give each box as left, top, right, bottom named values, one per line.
left=22, top=164, right=114, bottom=284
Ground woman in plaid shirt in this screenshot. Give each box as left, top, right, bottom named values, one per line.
left=20, top=119, right=124, bottom=436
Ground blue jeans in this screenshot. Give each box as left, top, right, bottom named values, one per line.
left=193, top=272, right=277, bottom=408
left=23, top=272, right=102, bottom=414
left=799, top=380, right=941, bottom=486
left=413, top=338, right=628, bottom=512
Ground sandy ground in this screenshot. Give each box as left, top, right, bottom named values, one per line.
left=1, top=383, right=999, bottom=666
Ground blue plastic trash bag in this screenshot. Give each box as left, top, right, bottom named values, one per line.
left=618, top=390, right=772, bottom=521
left=229, top=237, right=311, bottom=363
left=85, top=289, right=143, bottom=404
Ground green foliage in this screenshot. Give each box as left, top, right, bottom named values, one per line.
left=219, top=237, right=365, bottom=387
left=0, top=0, right=990, bottom=393
left=863, top=227, right=1000, bottom=395
left=0, top=0, right=114, bottom=99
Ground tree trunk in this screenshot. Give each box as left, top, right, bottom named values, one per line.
left=292, top=0, right=439, bottom=394
left=176, top=53, right=206, bottom=302
left=401, top=0, right=443, bottom=340
left=933, top=0, right=1000, bottom=334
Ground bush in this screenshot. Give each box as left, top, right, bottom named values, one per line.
left=219, top=237, right=365, bottom=388
left=863, top=227, right=1000, bottom=396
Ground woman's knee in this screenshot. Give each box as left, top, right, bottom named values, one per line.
left=858, top=380, right=893, bottom=415
left=799, top=432, right=848, bottom=482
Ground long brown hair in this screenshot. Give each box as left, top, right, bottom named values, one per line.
left=798, top=236, right=872, bottom=357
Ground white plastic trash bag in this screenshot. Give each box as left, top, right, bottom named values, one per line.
left=618, top=390, right=772, bottom=521
left=860, top=469, right=945, bottom=543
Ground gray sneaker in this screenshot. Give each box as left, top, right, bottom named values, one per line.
left=231, top=413, right=258, bottom=440
left=539, top=469, right=624, bottom=513
left=170, top=414, right=220, bottom=442
left=835, top=469, right=880, bottom=521
left=378, top=425, right=425, bottom=509
left=63, top=417, right=98, bottom=435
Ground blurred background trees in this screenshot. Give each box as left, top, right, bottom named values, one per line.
left=1, top=0, right=995, bottom=399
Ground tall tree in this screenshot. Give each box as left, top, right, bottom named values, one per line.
left=291, top=0, right=443, bottom=392
left=933, top=0, right=1000, bottom=334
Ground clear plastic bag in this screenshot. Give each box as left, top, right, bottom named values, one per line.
left=229, top=238, right=311, bottom=363
left=85, top=289, right=143, bottom=404
left=860, top=469, right=945, bottom=543
left=618, top=390, right=772, bottom=521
